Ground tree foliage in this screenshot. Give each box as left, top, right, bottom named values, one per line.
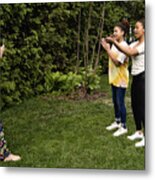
left=0, top=1, right=145, bottom=108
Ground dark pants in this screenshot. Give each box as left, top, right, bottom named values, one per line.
left=111, top=85, right=127, bottom=127
left=131, top=72, right=145, bottom=131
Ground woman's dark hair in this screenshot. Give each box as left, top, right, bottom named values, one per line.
left=137, top=18, right=145, bottom=28
left=115, top=18, right=130, bottom=36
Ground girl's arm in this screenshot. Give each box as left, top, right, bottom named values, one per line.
left=0, top=45, right=5, bottom=58
left=105, top=37, right=139, bottom=56
left=101, top=39, right=121, bottom=66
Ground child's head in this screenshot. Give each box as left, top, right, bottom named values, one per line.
left=113, top=18, right=130, bottom=41
left=134, top=18, right=145, bottom=39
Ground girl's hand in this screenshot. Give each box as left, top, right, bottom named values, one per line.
left=105, top=35, right=115, bottom=43
left=0, top=44, right=5, bottom=58
left=101, top=38, right=110, bottom=51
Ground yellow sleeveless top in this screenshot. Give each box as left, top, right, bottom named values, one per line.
left=109, top=42, right=129, bottom=88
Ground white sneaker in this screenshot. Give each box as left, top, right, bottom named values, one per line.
left=127, top=131, right=144, bottom=141
left=135, top=137, right=145, bottom=147
left=113, top=126, right=128, bottom=137
left=106, top=122, right=121, bottom=131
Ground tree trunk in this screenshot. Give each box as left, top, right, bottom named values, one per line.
left=93, top=4, right=105, bottom=73
left=83, top=2, right=93, bottom=97
left=76, top=8, right=81, bottom=73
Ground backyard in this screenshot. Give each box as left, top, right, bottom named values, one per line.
left=0, top=75, right=145, bottom=169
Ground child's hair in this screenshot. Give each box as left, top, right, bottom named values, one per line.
left=137, top=17, right=145, bottom=29
left=115, top=18, right=130, bottom=36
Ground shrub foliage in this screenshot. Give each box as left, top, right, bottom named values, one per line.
left=0, top=1, right=145, bottom=108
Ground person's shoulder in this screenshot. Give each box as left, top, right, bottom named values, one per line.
left=129, top=41, right=138, bottom=47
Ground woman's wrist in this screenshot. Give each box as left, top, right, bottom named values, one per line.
left=113, top=39, right=117, bottom=45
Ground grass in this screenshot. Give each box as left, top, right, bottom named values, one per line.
left=0, top=75, right=145, bottom=169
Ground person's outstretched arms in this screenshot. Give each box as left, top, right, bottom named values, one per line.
left=105, top=36, right=139, bottom=56
left=101, top=38, right=121, bottom=66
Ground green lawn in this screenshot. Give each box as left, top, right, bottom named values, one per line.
left=0, top=75, right=145, bottom=169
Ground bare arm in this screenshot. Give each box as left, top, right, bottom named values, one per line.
left=101, top=39, right=121, bottom=66
left=105, top=37, right=139, bottom=56
left=0, top=45, right=5, bottom=58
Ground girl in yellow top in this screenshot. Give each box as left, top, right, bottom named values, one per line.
left=101, top=19, right=129, bottom=137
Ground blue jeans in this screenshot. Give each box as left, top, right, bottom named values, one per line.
left=111, top=85, right=127, bottom=128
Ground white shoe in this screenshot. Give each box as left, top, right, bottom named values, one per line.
left=135, top=137, right=145, bottom=147
left=127, top=131, right=144, bottom=141
left=106, top=122, right=121, bottom=131
left=113, top=126, right=128, bottom=137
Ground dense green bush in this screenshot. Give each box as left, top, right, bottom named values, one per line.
left=0, top=1, right=145, bottom=108
left=44, top=69, right=101, bottom=95
left=44, top=71, right=82, bottom=93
